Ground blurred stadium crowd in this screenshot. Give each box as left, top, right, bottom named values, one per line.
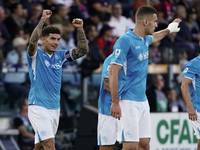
left=0, top=0, right=200, bottom=149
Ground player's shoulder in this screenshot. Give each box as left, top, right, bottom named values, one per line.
left=186, top=56, right=200, bottom=68
left=116, top=34, right=131, bottom=44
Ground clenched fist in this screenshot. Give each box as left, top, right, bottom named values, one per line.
left=72, top=18, right=83, bottom=30
left=42, top=10, right=52, bottom=20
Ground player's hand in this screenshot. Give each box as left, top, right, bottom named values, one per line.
left=167, top=18, right=182, bottom=33
left=41, top=10, right=52, bottom=20
left=110, top=102, right=121, bottom=120
left=72, top=18, right=83, bottom=30
left=188, top=105, right=197, bottom=121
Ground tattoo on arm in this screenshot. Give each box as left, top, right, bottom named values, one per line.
left=71, top=29, right=88, bottom=60
left=104, top=78, right=110, bottom=94
left=28, top=18, right=45, bottom=55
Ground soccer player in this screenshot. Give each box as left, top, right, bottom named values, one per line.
left=181, top=48, right=200, bottom=149
left=27, top=10, right=88, bottom=150
left=98, top=54, right=117, bottom=150
left=109, top=6, right=181, bottom=150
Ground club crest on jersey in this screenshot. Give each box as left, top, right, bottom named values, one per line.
left=44, top=60, right=50, bottom=67
left=183, top=67, right=188, bottom=73
left=55, top=54, right=60, bottom=59
left=40, top=130, right=47, bottom=136
left=115, top=49, right=121, bottom=56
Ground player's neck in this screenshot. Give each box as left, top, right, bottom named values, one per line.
left=41, top=45, right=53, bottom=55
left=133, top=25, right=146, bottom=38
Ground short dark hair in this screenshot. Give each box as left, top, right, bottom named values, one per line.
left=135, top=5, right=157, bottom=21
left=42, top=25, right=61, bottom=37
left=9, top=3, right=22, bottom=13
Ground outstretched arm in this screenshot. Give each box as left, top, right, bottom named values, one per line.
left=151, top=18, right=182, bottom=44
left=28, top=10, right=52, bottom=56
left=71, top=18, right=89, bottom=60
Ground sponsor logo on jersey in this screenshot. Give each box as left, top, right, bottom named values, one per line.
left=51, top=63, right=62, bottom=70
left=138, top=51, right=148, bottom=61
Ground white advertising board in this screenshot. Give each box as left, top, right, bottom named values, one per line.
left=150, top=113, right=197, bottom=150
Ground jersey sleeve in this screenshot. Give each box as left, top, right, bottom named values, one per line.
left=110, top=36, right=130, bottom=66
left=146, top=35, right=153, bottom=45
left=182, top=61, right=196, bottom=80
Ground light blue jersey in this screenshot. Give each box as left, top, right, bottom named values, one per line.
left=27, top=47, right=73, bottom=109
left=182, top=55, right=200, bottom=112
left=110, top=29, right=153, bottom=102
left=98, top=55, right=112, bottom=116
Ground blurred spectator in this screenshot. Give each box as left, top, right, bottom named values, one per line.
left=83, top=9, right=102, bottom=31
left=176, top=49, right=188, bottom=84
left=55, top=0, right=74, bottom=7
left=108, top=3, right=130, bottom=40
left=146, top=74, right=168, bottom=112
left=42, top=0, right=57, bottom=13
left=156, top=0, right=173, bottom=24
left=21, top=0, right=37, bottom=16
left=132, top=0, right=150, bottom=14
left=96, top=24, right=114, bottom=60
left=3, top=37, right=30, bottom=108
left=3, top=3, right=27, bottom=39
left=50, top=4, right=75, bottom=43
left=117, top=0, right=135, bottom=17
left=79, top=24, right=103, bottom=78
left=165, top=88, right=187, bottom=112
left=68, top=0, right=87, bottom=20
left=0, top=7, right=11, bottom=43
left=185, top=8, right=200, bottom=43
left=79, top=0, right=89, bottom=19
left=191, top=0, right=200, bottom=29
left=53, top=23, right=76, bottom=50
left=149, top=41, right=161, bottom=64
left=174, top=5, right=197, bottom=60
left=88, top=0, right=112, bottom=15
left=13, top=98, right=34, bottom=150
left=24, top=3, right=43, bottom=33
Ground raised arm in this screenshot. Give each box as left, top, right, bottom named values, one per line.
left=28, top=10, right=52, bottom=56
left=151, top=18, right=182, bottom=44
left=71, top=18, right=89, bottom=60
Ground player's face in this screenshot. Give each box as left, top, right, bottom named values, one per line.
left=146, top=13, right=158, bottom=35
left=42, top=33, right=60, bottom=53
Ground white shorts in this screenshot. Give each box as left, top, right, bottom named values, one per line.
left=97, top=113, right=117, bottom=146
left=117, top=100, right=151, bottom=142
left=190, top=111, right=200, bottom=139
left=28, top=105, right=60, bottom=144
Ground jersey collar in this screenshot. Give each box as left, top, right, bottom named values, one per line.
left=127, top=29, right=144, bottom=41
